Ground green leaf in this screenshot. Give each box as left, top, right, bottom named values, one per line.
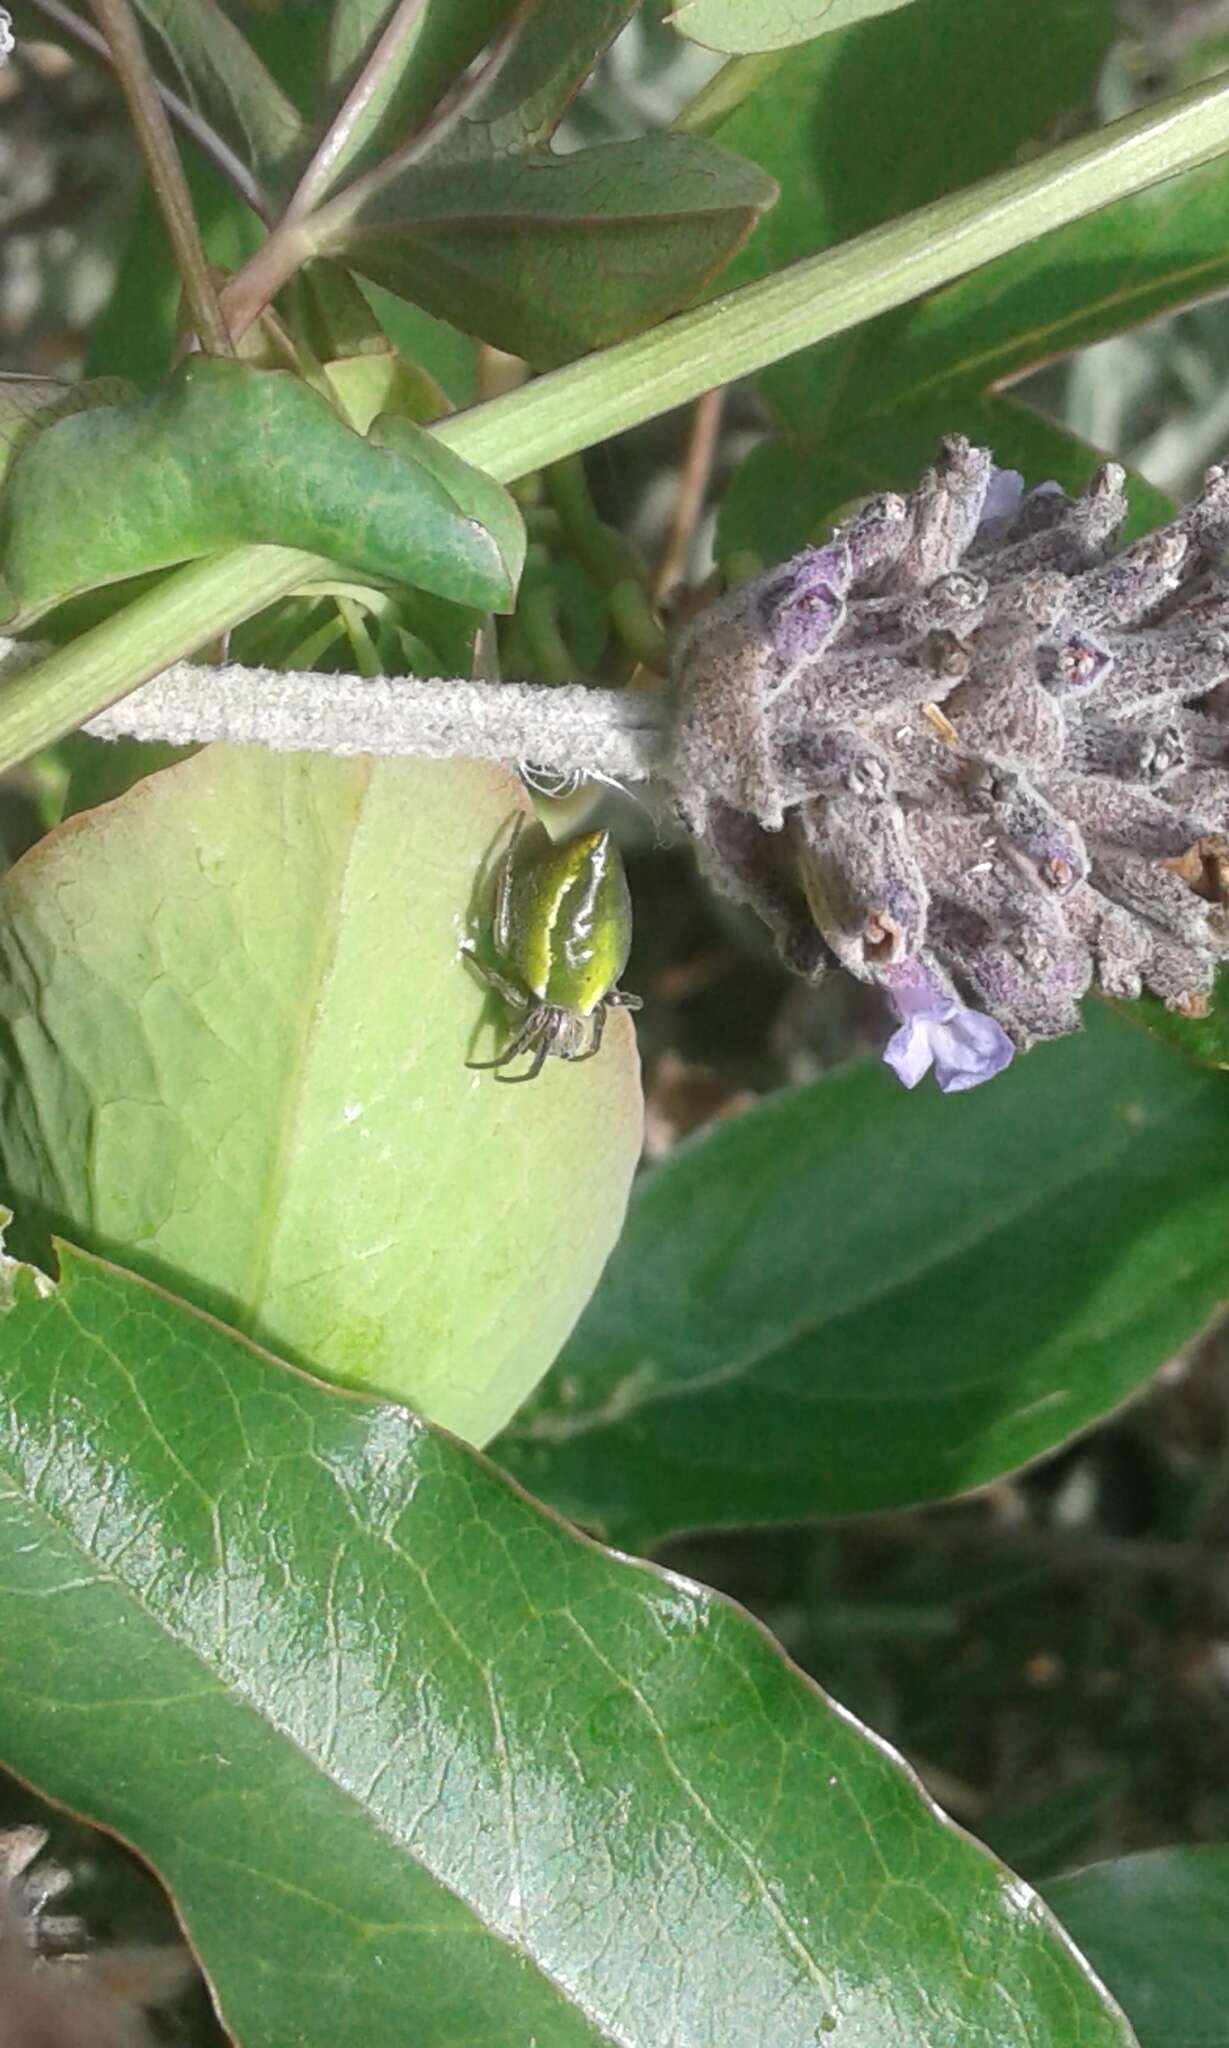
left=718, top=387, right=1173, bottom=566
left=323, top=0, right=524, bottom=189
left=0, top=1240, right=1137, bottom=2048
left=132, top=0, right=307, bottom=194
left=0, top=356, right=525, bottom=620
left=1043, top=1849, right=1229, bottom=2048
left=323, top=350, right=449, bottom=432
left=0, top=751, right=640, bottom=1445
left=360, top=284, right=480, bottom=407
left=715, top=0, right=1116, bottom=319
left=712, top=0, right=1120, bottom=553
left=0, top=376, right=135, bottom=492
left=318, top=0, right=639, bottom=190
left=493, top=1004, right=1229, bottom=1548
left=368, top=411, right=525, bottom=585
left=294, top=260, right=478, bottom=414
left=867, top=146, right=1229, bottom=438
left=330, top=136, right=777, bottom=366
left=669, top=0, right=920, bottom=54
left=1119, top=969, right=1229, bottom=1072
left=432, top=0, right=639, bottom=163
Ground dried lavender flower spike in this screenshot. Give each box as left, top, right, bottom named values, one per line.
left=673, top=435, right=1229, bottom=1073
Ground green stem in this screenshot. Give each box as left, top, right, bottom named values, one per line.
left=520, top=585, right=577, bottom=688
left=7, top=66, right=1229, bottom=772
left=545, top=455, right=646, bottom=590
left=436, top=67, right=1229, bottom=476
left=670, top=51, right=786, bottom=138
left=88, top=0, right=234, bottom=356
left=608, top=579, right=670, bottom=675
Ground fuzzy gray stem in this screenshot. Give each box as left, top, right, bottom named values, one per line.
left=0, top=640, right=673, bottom=780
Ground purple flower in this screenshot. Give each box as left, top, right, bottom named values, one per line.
left=976, top=466, right=1024, bottom=538
left=881, top=959, right=1014, bottom=1094
left=764, top=543, right=850, bottom=666
left=975, top=469, right=1065, bottom=546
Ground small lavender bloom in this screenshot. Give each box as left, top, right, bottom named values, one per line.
left=881, top=958, right=1015, bottom=1094
left=764, top=543, right=849, bottom=666
left=976, top=466, right=1024, bottom=538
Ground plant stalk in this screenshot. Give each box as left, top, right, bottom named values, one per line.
left=0, top=639, right=673, bottom=780
left=221, top=1, right=533, bottom=344
left=7, top=66, right=1229, bottom=772
left=283, top=0, right=429, bottom=218
left=88, top=0, right=235, bottom=354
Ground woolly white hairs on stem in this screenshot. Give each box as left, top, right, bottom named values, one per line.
left=0, top=640, right=673, bottom=782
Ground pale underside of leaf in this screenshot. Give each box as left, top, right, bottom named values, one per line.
left=0, top=749, right=640, bottom=1444
left=669, top=0, right=918, bottom=56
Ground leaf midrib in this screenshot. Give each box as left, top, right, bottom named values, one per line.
left=238, top=760, right=371, bottom=1337
left=1, top=1280, right=627, bottom=2048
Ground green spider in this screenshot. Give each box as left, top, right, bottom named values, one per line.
left=462, top=816, right=642, bottom=1083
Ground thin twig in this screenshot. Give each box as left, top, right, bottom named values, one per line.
left=23, top=0, right=269, bottom=216
left=218, top=0, right=534, bottom=347
left=283, top=0, right=428, bottom=221
left=0, top=639, right=674, bottom=780
left=87, top=0, right=234, bottom=352
left=654, top=387, right=725, bottom=603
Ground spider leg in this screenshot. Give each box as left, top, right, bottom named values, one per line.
left=569, top=1005, right=606, bottom=1062
left=461, top=944, right=527, bottom=1014
left=466, top=1008, right=543, bottom=1072
left=607, top=986, right=643, bottom=1012
left=496, top=1032, right=552, bottom=1082
left=494, top=1012, right=559, bottom=1083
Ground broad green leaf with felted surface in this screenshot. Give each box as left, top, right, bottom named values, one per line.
left=669, top=0, right=920, bottom=53
left=0, top=750, right=640, bottom=1445
left=1042, top=1848, right=1229, bottom=2048
left=493, top=1004, right=1229, bottom=1549
left=326, top=136, right=777, bottom=367
left=0, top=357, right=525, bottom=624
left=0, top=1241, right=1138, bottom=2048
